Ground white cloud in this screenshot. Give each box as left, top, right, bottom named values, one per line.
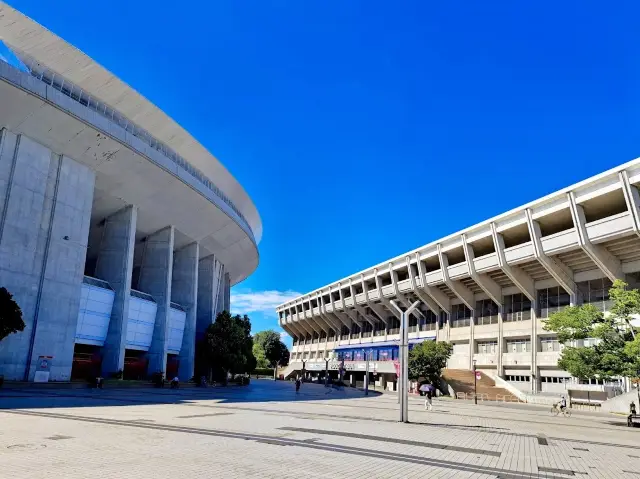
left=231, top=289, right=302, bottom=317
left=279, top=332, right=288, bottom=341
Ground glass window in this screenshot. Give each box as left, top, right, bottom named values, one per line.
left=451, top=304, right=471, bottom=327
left=506, top=339, right=531, bottom=353
left=477, top=341, right=497, bottom=354
left=538, top=287, right=570, bottom=318
left=504, top=293, right=532, bottom=321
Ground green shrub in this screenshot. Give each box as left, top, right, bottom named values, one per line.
left=251, top=368, right=274, bottom=377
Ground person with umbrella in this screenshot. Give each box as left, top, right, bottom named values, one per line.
left=420, top=383, right=435, bottom=411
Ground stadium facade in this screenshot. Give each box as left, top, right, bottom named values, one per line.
left=0, top=3, right=261, bottom=382
left=278, top=159, right=640, bottom=395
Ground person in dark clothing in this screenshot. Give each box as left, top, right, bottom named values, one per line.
left=295, top=378, right=301, bottom=393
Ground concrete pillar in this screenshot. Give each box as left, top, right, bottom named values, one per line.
left=196, top=255, right=223, bottom=340
left=531, top=299, right=538, bottom=393
left=28, top=155, right=95, bottom=381
left=497, top=305, right=504, bottom=377
left=138, top=226, right=175, bottom=376
left=96, top=205, right=137, bottom=376
left=172, top=242, right=199, bottom=381
left=469, top=311, right=475, bottom=370
left=0, top=131, right=95, bottom=381
left=215, top=263, right=226, bottom=319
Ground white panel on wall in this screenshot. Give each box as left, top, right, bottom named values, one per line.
left=125, top=296, right=157, bottom=351
left=75, top=284, right=115, bottom=346
left=167, top=307, right=187, bottom=354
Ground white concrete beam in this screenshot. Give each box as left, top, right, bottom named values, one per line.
left=374, top=268, right=402, bottom=320
left=462, top=234, right=503, bottom=306
left=567, top=192, right=624, bottom=283
left=620, top=170, right=640, bottom=238
left=348, top=280, right=377, bottom=326
left=414, top=252, right=451, bottom=314
left=318, top=293, right=342, bottom=332
left=406, top=256, right=441, bottom=313
left=360, top=275, right=388, bottom=325
left=389, top=263, right=426, bottom=320
left=490, top=223, right=536, bottom=301
left=338, top=283, right=362, bottom=326
left=437, top=244, right=475, bottom=309
left=525, top=208, right=577, bottom=303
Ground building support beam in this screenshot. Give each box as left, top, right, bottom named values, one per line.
left=406, top=256, right=441, bottom=313
left=97, top=205, right=137, bottom=376
left=437, top=245, right=475, bottom=310
left=139, top=226, right=175, bottom=376
left=374, top=269, right=402, bottom=320
left=348, top=280, right=377, bottom=327
left=490, top=224, right=536, bottom=301
left=568, top=192, right=624, bottom=283
left=389, top=263, right=426, bottom=321
left=461, top=234, right=503, bottom=306
left=620, top=170, right=640, bottom=239
left=415, top=253, right=451, bottom=314
left=525, top=209, right=578, bottom=304
left=172, top=242, right=199, bottom=383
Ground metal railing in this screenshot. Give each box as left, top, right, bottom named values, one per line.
left=1, top=47, right=254, bottom=240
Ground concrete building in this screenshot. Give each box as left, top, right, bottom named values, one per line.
left=0, top=4, right=261, bottom=382
left=278, top=159, right=640, bottom=396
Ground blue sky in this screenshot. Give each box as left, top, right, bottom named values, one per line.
left=8, top=1, right=640, bottom=345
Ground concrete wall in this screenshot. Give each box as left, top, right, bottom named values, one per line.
left=0, top=130, right=94, bottom=380
left=138, top=226, right=175, bottom=375
left=95, top=206, right=137, bottom=375
left=197, top=255, right=223, bottom=340
left=172, top=242, right=199, bottom=380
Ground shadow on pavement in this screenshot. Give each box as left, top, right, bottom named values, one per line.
left=0, top=379, right=381, bottom=411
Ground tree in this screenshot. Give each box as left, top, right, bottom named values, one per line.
left=543, top=280, right=640, bottom=380
left=195, top=311, right=256, bottom=383
left=0, top=287, right=24, bottom=342
left=408, top=341, right=453, bottom=385
left=253, top=329, right=290, bottom=378
left=253, top=330, right=280, bottom=368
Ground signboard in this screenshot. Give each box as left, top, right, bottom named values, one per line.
left=476, top=372, right=482, bottom=380
left=34, top=355, right=53, bottom=383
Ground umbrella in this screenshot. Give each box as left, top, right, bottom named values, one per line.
left=419, top=384, right=435, bottom=392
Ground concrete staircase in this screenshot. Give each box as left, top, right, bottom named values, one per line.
left=442, top=368, right=516, bottom=401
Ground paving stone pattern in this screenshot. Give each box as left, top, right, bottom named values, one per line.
left=0, top=380, right=639, bottom=478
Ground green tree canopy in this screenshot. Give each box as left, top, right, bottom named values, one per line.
left=196, top=311, right=256, bottom=381
left=408, top=341, right=453, bottom=384
left=0, top=287, right=24, bottom=342
left=543, top=279, right=640, bottom=380
left=253, top=330, right=290, bottom=369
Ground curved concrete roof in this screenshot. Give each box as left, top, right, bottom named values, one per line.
left=0, top=2, right=263, bottom=243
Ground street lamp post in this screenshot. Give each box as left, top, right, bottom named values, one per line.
left=390, top=299, right=421, bottom=423
left=473, top=358, right=478, bottom=405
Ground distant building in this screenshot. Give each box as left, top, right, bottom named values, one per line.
left=0, top=3, right=261, bottom=382
left=278, top=159, right=640, bottom=396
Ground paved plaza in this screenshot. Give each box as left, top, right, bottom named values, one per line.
left=0, top=380, right=639, bottom=478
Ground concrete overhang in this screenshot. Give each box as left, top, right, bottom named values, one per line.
left=0, top=2, right=262, bottom=244
left=0, top=63, right=257, bottom=285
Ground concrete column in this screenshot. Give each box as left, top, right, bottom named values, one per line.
left=172, top=242, right=199, bottom=381
left=138, top=226, right=175, bottom=376
left=497, top=306, right=504, bottom=377
left=0, top=131, right=95, bottom=381
left=224, top=272, right=231, bottom=312
left=196, top=255, right=223, bottom=340
left=531, top=299, right=538, bottom=393
left=469, top=311, right=475, bottom=370
left=96, top=205, right=137, bottom=376
left=28, top=155, right=95, bottom=381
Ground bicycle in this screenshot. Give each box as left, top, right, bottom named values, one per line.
left=550, top=403, right=571, bottom=417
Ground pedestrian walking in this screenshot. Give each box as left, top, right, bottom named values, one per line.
left=295, top=377, right=301, bottom=393
left=425, top=388, right=433, bottom=411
